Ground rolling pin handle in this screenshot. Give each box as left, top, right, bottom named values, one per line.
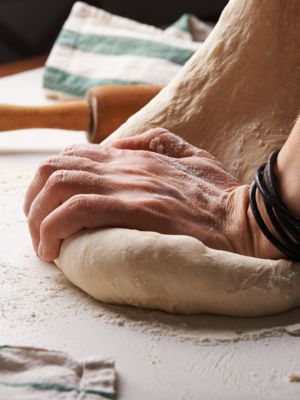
left=86, top=85, right=162, bottom=144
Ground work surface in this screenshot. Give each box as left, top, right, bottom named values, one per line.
left=1, top=69, right=300, bottom=400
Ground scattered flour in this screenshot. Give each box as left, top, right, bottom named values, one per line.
left=1, top=168, right=300, bottom=346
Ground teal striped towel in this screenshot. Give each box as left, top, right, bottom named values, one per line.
left=43, top=1, right=212, bottom=99
left=0, top=345, right=115, bottom=399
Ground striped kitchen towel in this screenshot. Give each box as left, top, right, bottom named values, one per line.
left=0, top=345, right=116, bottom=399
left=43, top=1, right=212, bottom=99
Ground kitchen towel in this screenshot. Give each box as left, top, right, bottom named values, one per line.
left=0, top=345, right=116, bottom=399
left=43, top=1, right=212, bottom=99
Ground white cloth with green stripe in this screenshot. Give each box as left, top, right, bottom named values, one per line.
left=0, top=345, right=115, bottom=399
left=43, top=1, right=212, bottom=99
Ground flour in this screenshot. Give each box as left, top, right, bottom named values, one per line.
left=95, top=302, right=300, bottom=346
left=3, top=249, right=300, bottom=347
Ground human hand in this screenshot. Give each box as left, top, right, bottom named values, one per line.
left=24, top=128, right=279, bottom=262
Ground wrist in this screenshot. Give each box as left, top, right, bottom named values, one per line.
left=225, top=186, right=261, bottom=257
left=246, top=190, right=284, bottom=260
left=275, top=116, right=300, bottom=218
left=226, top=185, right=284, bottom=259
left=276, top=150, right=300, bottom=218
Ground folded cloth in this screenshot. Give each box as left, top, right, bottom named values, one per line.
left=43, top=1, right=212, bottom=99
left=0, top=345, right=116, bottom=399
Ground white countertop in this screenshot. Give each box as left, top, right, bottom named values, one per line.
left=1, top=68, right=300, bottom=400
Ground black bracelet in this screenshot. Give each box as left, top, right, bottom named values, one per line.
left=249, top=150, right=300, bottom=261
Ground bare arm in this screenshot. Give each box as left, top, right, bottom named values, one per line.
left=247, top=115, right=300, bottom=259
left=277, top=116, right=300, bottom=217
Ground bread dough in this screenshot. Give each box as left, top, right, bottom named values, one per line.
left=104, top=0, right=300, bottom=184
left=56, top=228, right=300, bottom=317
left=55, top=0, right=300, bottom=316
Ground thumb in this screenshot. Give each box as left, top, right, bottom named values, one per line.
left=111, top=128, right=205, bottom=159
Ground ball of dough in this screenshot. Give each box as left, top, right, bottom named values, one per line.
left=55, top=228, right=300, bottom=317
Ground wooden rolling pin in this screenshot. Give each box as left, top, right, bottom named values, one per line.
left=0, top=85, right=162, bottom=143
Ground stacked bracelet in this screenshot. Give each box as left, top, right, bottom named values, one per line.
left=249, top=150, right=300, bottom=261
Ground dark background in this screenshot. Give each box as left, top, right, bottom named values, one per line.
left=0, top=0, right=228, bottom=64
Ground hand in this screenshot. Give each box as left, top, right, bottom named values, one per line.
left=24, top=128, right=279, bottom=262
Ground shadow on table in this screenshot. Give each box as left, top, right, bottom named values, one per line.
left=55, top=254, right=300, bottom=342
left=98, top=301, right=300, bottom=341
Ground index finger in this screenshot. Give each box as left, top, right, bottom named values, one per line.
left=24, top=155, right=99, bottom=216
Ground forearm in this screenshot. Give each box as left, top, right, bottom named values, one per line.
left=247, top=115, right=300, bottom=260
left=276, top=115, right=300, bottom=217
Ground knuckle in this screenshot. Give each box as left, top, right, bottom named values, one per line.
left=46, top=170, right=68, bottom=189
left=137, top=150, right=153, bottom=159
left=149, top=132, right=179, bottom=154
left=68, top=194, right=89, bottom=211
left=40, top=219, right=52, bottom=238
left=61, top=143, right=81, bottom=155
left=147, top=127, right=169, bottom=136
left=38, top=156, right=61, bottom=176
left=159, top=131, right=178, bottom=142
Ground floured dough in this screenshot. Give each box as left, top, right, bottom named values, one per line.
left=104, top=0, right=300, bottom=184
left=55, top=0, right=300, bottom=316
left=56, top=228, right=300, bottom=317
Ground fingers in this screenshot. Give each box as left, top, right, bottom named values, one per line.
left=38, top=194, right=115, bottom=261
left=24, top=144, right=122, bottom=216
left=149, top=132, right=201, bottom=158
left=27, top=167, right=169, bottom=255
left=24, top=155, right=105, bottom=216
left=37, top=195, right=165, bottom=262
left=28, top=170, right=111, bottom=252
left=61, top=143, right=116, bottom=162
left=111, top=128, right=169, bottom=150
left=112, top=127, right=214, bottom=159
